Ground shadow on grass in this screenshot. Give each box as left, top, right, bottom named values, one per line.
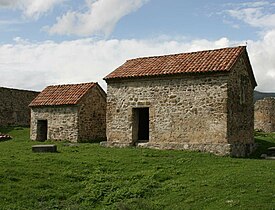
left=0, top=138, right=12, bottom=143
left=249, top=137, right=275, bottom=159
left=0, top=126, right=29, bottom=134
left=78, top=138, right=106, bottom=144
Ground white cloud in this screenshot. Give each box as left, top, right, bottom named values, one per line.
left=221, top=1, right=275, bottom=92
left=22, top=0, right=66, bottom=18
left=0, top=19, right=22, bottom=26
left=248, top=29, right=275, bottom=92
left=236, top=1, right=269, bottom=8
left=0, top=1, right=274, bottom=93
left=227, top=8, right=275, bottom=29
left=225, top=1, right=275, bottom=29
left=47, top=0, right=149, bottom=36
left=0, top=0, right=19, bottom=8
left=0, top=0, right=65, bottom=19
left=1, top=35, right=275, bottom=92
left=0, top=36, right=230, bottom=91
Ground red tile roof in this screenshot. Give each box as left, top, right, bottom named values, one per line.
left=104, top=46, right=246, bottom=80
left=29, top=82, right=96, bottom=107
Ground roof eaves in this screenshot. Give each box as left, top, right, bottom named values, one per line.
left=104, top=69, right=231, bottom=81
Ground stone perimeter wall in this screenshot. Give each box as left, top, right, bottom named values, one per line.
left=106, top=74, right=230, bottom=155
left=0, top=87, right=39, bottom=126
left=254, top=98, right=275, bottom=133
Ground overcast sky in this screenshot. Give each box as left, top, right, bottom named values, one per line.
left=0, top=0, right=275, bottom=92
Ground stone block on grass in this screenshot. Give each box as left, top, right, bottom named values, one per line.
left=32, top=144, right=57, bottom=153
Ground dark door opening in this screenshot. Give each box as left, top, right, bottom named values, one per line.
left=37, top=120, right=47, bottom=141
left=133, top=108, right=149, bottom=143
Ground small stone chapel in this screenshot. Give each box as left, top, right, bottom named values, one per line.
left=104, top=46, right=257, bottom=157
left=29, top=82, right=106, bottom=142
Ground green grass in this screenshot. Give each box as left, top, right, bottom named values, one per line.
left=0, top=127, right=274, bottom=210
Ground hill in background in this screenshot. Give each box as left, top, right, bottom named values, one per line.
left=254, top=90, right=275, bottom=102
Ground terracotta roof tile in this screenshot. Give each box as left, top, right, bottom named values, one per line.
left=104, top=46, right=246, bottom=80
left=29, top=82, right=96, bottom=107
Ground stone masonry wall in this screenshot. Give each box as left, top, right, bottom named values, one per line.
left=0, top=87, right=39, bottom=126
left=106, top=74, right=230, bottom=155
left=30, top=106, right=79, bottom=142
left=254, top=98, right=275, bottom=133
left=227, top=54, right=255, bottom=156
left=78, top=86, right=106, bottom=141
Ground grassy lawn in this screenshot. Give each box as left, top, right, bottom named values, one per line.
left=0, top=127, right=274, bottom=210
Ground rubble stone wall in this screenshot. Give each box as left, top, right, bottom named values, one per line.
left=106, top=74, right=230, bottom=155
left=254, top=98, right=275, bottom=133
left=78, top=86, right=107, bottom=141
left=227, top=54, right=255, bottom=156
left=30, top=106, right=79, bottom=142
left=0, top=87, right=39, bottom=126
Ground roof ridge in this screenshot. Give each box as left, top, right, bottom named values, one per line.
left=126, top=45, right=246, bottom=62
left=104, top=45, right=248, bottom=80
left=47, top=82, right=96, bottom=88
